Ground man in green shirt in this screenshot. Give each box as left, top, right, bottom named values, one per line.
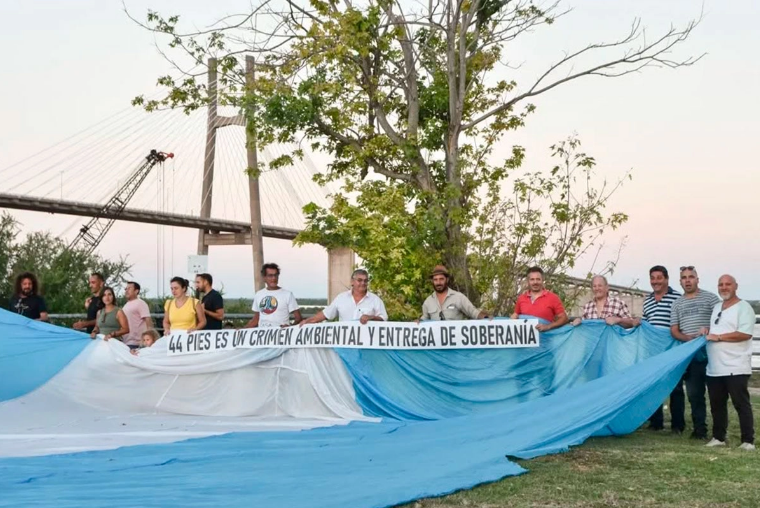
left=420, top=265, right=488, bottom=321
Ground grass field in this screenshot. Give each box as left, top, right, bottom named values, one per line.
left=406, top=376, right=760, bottom=508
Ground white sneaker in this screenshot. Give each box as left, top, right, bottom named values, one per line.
left=739, top=442, right=756, bottom=451
left=705, top=438, right=726, bottom=447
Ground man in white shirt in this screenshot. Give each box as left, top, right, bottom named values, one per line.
left=700, top=274, right=755, bottom=450
left=122, top=281, right=153, bottom=350
left=244, top=263, right=302, bottom=328
left=301, top=269, right=388, bottom=324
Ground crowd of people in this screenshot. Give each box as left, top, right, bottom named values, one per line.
left=6, top=263, right=756, bottom=450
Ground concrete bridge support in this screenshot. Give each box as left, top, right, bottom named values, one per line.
left=327, top=247, right=356, bottom=303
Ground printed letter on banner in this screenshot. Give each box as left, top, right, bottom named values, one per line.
left=165, top=319, right=539, bottom=356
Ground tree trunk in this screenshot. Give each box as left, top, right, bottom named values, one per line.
left=443, top=141, right=479, bottom=304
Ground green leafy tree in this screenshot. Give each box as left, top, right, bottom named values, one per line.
left=132, top=1, right=700, bottom=317
left=0, top=213, right=132, bottom=314
left=471, top=136, right=630, bottom=315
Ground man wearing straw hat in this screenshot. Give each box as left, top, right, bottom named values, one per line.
left=420, top=265, right=489, bottom=321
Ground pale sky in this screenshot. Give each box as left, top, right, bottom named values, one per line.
left=1, top=0, right=758, bottom=299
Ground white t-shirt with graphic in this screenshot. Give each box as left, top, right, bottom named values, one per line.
left=706, top=299, right=755, bottom=377
left=252, top=288, right=300, bottom=327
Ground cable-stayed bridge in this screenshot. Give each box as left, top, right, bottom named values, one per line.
left=0, top=58, right=354, bottom=295
left=0, top=108, right=328, bottom=236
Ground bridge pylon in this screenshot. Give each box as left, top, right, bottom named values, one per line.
left=197, top=57, right=265, bottom=291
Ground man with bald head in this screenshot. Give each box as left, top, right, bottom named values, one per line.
left=670, top=266, right=721, bottom=439
left=572, top=275, right=637, bottom=328
left=701, top=274, right=755, bottom=450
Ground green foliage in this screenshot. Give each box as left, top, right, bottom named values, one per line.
left=135, top=0, right=694, bottom=317
left=0, top=213, right=132, bottom=314
left=471, top=137, right=630, bottom=314
left=298, top=181, right=445, bottom=319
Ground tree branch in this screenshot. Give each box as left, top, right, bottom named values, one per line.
left=462, top=17, right=703, bottom=130
left=313, top=116, right=414, bottom=183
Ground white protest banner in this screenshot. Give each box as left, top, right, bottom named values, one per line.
left=166, top=319, right=539, bottom=356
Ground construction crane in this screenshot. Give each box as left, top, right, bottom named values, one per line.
left=69, top=149, right=174, bottom=254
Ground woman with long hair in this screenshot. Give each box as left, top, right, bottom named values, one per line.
left=162, top=277, right=206, bottom=335
left=90, top=287, right=129, bottom=341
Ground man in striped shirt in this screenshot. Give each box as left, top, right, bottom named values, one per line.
left=670, top=266, right=721, bottom=439
left=640, top=265, right=681, bottom=431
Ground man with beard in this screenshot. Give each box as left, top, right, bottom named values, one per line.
left=9, top=272, right=49, bottom=321
left=510, top=266, right=568, bottom=332
left=420, top=265, right=488, bottom=320
left=194, top=273, right=224, bottom=330
left=701, top=274, right=755, bottom=450
left=669, top=266, right=720, bottom=439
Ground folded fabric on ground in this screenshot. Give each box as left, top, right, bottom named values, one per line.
left=0, top=309, right=371, bottom=457
left=0, top=338, right=702, bottom=508
left=0, top=308, right=705, bottom=507
left=339, top=319, right=677, bottom=419
left=0, top=311, right=687, bottom=458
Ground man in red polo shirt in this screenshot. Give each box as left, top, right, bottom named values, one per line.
left=510, top=266, right=569, bottom=331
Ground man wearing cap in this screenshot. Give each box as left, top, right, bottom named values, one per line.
left=421, top=265, right=489, bottom=321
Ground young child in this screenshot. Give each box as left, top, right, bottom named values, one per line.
left=130, top=329, right=160, bottom=356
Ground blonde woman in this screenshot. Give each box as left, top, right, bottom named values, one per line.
left=163, top=277, right=206, bottom=335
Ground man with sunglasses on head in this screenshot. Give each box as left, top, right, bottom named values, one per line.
left=638, top=265, right=681, bottom=431
left=699, top=274, right=755, bottom=450
left=301, top=269, right=388, bottom=324
left=669, top=266, right=721, bottom=439
left=421, top=265, right=488, bottom=321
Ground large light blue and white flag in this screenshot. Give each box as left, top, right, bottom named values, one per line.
left=0, top=310, right=700, bottom=507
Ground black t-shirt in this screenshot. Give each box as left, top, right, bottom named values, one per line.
left=202, top=289, right=224, bottom=330
left=86, top=293, right=104, bottom=333
left=9, top=295, right=47, bottom=320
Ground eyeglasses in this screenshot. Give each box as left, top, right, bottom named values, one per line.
left=264, top=273, right=279, bottom=278
left=439, top=311, right=446, bottom=321
left=353, top=278, right=369, bottom=283
left=680, top=266, right=695, bottom=271
left=714, top=311, right=722, bottom=325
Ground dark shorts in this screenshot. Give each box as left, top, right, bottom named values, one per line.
left=128, top=345, right=141, bottom=350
